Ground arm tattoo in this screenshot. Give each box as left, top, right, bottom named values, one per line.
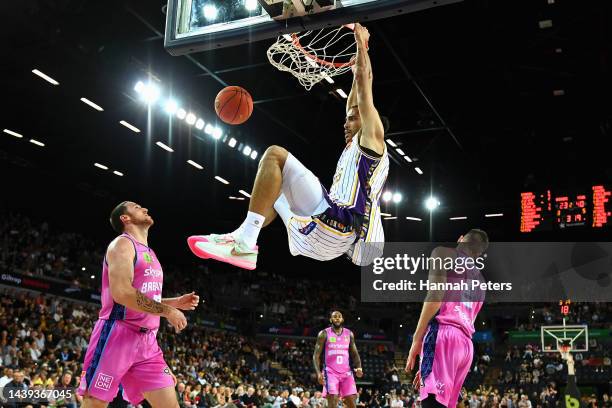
left=313, top=330, right=327, bottom=373
left=349, top=333, right=362, bottom=369
left=136, top=291, right=168, bottom=315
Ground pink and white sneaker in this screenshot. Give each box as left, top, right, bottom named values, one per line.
left=187, top=234, right=258, bottom=270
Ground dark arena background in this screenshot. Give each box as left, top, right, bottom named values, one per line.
left=1, top=1, right=611, bottom=408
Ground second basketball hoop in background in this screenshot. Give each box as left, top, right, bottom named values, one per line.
left=215, top=86, right=253, bottom=125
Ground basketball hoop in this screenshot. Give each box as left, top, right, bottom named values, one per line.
left=560, top=345, right=571, bottom=361
left=267, top=24, right=360, bottom=90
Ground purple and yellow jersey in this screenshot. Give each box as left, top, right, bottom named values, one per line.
left=329, top=133, right=389, bottom=265
left=98, top=233, right=163, bottom=330
left=324, top=327, right=353, bottom=374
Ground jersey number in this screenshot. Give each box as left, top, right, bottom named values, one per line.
left=336, top=356, right=344, bottom=365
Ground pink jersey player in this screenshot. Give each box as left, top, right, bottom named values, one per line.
left=78, top=233, right=172, bottom=405
left=78, top=202, right=197, bottom=408
left=408, top=230, right=489, bottom=408
left=314, top=311, right=362, bottom=408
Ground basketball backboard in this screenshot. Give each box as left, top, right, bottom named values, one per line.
left=164, top=0, right=463, bottom=55
left=541, top=324, right=589, bottom=353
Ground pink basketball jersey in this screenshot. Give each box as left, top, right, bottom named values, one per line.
left=324, top=327, right=352, bottom=374
left=98, top=233, right=163, bottom=330
left=435, top=251, right=484, bottom=338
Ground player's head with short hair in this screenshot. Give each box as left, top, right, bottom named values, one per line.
left=458, top=229, right=489, bottom=257
left=329, top=310, right=344, bottom=328
left=110, top=201, right=129, bottom=233
left=109, top=201, right=154, bottom=233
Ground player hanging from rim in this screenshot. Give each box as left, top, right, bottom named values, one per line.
left=188, top=23, right=389, bottom=270
left=313, top=311, right=364, bottom=408
left=405, top=230, right=489, bottom=408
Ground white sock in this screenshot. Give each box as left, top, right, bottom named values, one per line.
left=231, top=222, right=246, bottom=239
left=237, top=211, right=265, bottom=249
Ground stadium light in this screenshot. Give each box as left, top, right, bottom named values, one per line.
left=176, top=108, right=187, bottom=120
left=164, top=99, right=179, bottom=115
left=215, top=176, right=229, bottom=185
left=392, top=193, right=402, bottom=203
left=185, top=113, right=197, bottom=125
left=425, top=197, right=440, bottom=211
left=382, top=191, right=392, bottom=202
left=187, top=160, right=203, bottom=170
left=29, top=139, right=45, bottom=147
left=156, top=141, right=174, bottom=153
left=243, top=146, right=252, bottom=156
left=195, top=118, right=205, bottom=130
left=244, top=0, right=258, bottom=11
left=80, top=97, right=104, bottom=111
left=3, top=129, right=23, bottom=138
left=228, top=138, right=237, bottom=148
left=32, top=69, right=59, bottom=85
left=134, top=81, right=160, bottom=104
left=203, top=4, right=218, bottom=20
left=213, top=127, right=223, bottom=140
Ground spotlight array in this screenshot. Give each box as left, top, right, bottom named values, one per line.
left=132, top=79, right=260, bottom=160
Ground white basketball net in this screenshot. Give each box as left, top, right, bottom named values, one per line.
left=267, top=26, right=357, bottom=90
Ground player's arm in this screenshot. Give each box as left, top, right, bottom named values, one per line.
left=162, top=292, right=200, bottom=311
left=349, top=332, right=363, bottom=377
left=413, top=246, right=449, bottom=341
left=107, top=237, right=187, bottom=332
left=405, top=246, right=448, bottom=371
left=346, top=73, right=358, bottom=114
left=353, top=24, right=385, bottom=151
left=313, top=330, right=327, bottom=383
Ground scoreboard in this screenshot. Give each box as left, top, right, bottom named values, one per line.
left=520, top=185, right=611, bottom=232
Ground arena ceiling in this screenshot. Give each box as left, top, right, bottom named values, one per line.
left=2, top=0, right=611, bottom=269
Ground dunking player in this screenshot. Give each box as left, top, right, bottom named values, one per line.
left=188, top=23, right=389, bottom=269
left=313, top=311, right=363, bottom=408
left=78, top=202, right=200, bottom=408
left=405, top=230, right=489, bottom=408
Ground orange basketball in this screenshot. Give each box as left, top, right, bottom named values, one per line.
left=215, top=86, right=253, bottom=125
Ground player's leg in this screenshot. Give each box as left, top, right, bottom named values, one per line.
left=142, top=386, right=180, bottom=408
left=81, top=396, right=110, bottom=408
left=77, top=321, right=132, bottom=408
left=120, top=336, right=177, bottom=407
left=188, top=146, right=328, bottom=269
left=324, top=370, right=342, bottom=408
left=343, top=395, right=357, bottom=408
left=444, top=335, right=473, bottom=408
left=419, top=325, right=469, bottom=408
left=421, top=396, right=446, bottom=408
left=327, top=394, right=340, bottom=408
left=339, top=372, right=358, bottom=408
left=248, top=145, right=288, bottom=216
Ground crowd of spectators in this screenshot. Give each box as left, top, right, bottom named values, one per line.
left=0, top=290, right=398, bottom=408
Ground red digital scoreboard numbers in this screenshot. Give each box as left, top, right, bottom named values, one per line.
left=592, top=185, right=611, bottom=227
left=559, top=300, right=571, bottom=316
left=520, top=185, right=611, bottom=232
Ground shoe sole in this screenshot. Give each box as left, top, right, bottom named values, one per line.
left=188, top=236, right=256, bottom=270
left=188, top=236, right=210, bottom=259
